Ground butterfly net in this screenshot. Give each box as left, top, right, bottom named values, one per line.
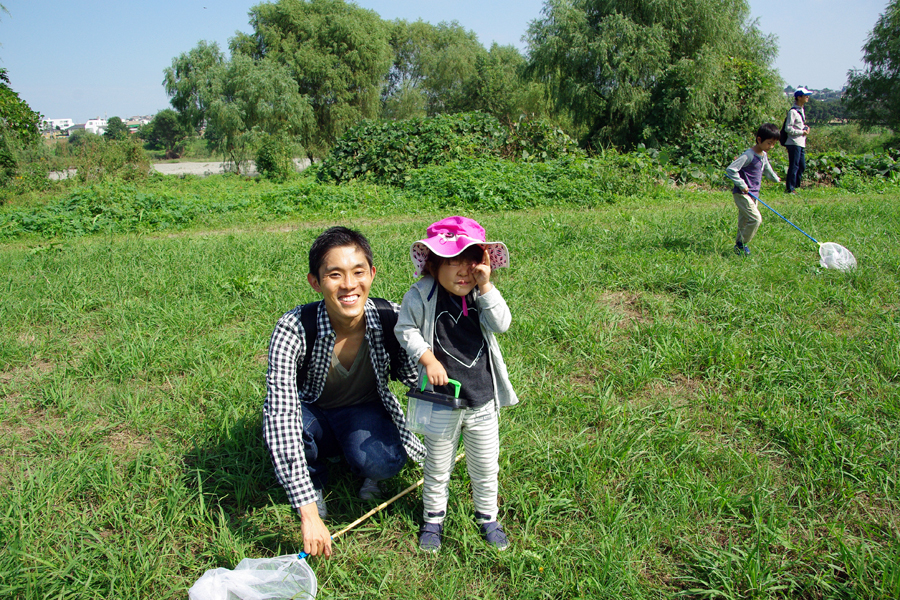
left=189, top=554, right=317, bottom=600
left=819, top=242, right=857, bottom=271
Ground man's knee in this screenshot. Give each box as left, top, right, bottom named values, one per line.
left=357, top=441, right=407, bottom=480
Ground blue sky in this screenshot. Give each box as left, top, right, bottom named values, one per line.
left=1, top=0, right=890, bottom=123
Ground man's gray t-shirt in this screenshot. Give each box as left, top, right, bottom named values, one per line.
left=316, top=337, right=379, bottom=409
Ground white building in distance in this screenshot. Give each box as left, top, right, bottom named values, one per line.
left=42, top=118, right=74, bottom=131
left=85, top=117, right=108, bottom=136
left=125, top=116, right=152, bottom=133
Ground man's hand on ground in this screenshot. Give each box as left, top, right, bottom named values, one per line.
left=299, top=503, right=333, bottom=558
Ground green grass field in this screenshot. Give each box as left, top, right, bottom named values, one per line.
left=1, top=182, right=898, bottom=599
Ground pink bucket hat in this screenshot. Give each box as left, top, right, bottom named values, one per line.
left=411, top=216, right=509, bottom=277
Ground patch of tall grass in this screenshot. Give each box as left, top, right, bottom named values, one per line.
left=807, top=124, right=896, bottom=155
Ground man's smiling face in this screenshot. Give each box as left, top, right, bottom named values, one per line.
left=307, top=245, right=375, bottom=328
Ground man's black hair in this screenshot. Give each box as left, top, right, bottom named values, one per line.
left=308, top=226, right=374, bottom=278
left=757, top=123, right=780, bottom=142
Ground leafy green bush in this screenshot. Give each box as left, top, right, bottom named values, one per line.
left=403, top=155, right=658, bottom=209
left=0, top=136, right=55, bottom=205
left=75, top=138, right=150, bottom=184
left=67, top=130, right=103, bottom=148
left=805, top=150, right=900, bottom=185
left=660, top=121, right=748, bottom=172
left=848, top=149, right=900, bottom=177
left=497, top=116, right=581, bottom=162
left=255, top=135, right=297, bottom=182
left=45, top=138, right=78, bottom=171
left=622, top=145, right=725, bottom=188
left=0, top=134, right=19, bottom=188
left=319, top=112, right=502, bottom=185
left=319, top=112, right=581, bottom=185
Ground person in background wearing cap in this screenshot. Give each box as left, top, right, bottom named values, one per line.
left=263, top=226, right=425, bottom=559
left=395, top=216, right=518, bottom=553
left=785, top=87, right=813, bottom=194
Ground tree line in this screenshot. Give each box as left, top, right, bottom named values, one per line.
left=3, top=0, right=900, bottom=184
left=161, top=0, right=792, bottom=170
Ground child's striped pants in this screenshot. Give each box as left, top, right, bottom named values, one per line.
left=421, top=401, right=500, bottom=524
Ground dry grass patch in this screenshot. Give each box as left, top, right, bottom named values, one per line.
left=103, top=424, right=155, bottom=459
left=0, top=357, right=55, bottom=384
left=600, top=291, right=655, bottom=328
left=629, top=374, right=705, bottom=411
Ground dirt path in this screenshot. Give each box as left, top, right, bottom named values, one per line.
left=49, top=158, right=311, bottom=180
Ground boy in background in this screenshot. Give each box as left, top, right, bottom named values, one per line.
left=725, top=123, right=781, bottom=256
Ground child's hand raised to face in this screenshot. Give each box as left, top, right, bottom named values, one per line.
left=472, top=248, right=493, bottom=294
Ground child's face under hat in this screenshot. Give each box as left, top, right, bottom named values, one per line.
left=410, top=216, right=509, bottom=278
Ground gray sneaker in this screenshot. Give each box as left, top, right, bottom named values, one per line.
left=480, top=521, right=509, bottom=551
left=418, top=522, right=443, bottom=552
left=359, top=478, right=381, bottom=500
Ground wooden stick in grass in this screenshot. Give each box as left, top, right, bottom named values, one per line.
left=332, top=451, right=465, bottom=540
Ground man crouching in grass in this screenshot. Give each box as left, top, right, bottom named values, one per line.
left=263, top=226, right=425, bottom=558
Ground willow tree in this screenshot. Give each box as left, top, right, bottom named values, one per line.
left=164, top=41, right=226, bottom=133
left=203, top=55, right=314, bottom=173
left=384, top=21, right=551, bottom=123
left=230, top=0, right=392, bottom=156
left=845, top=0, right=900, bottom=131
left=383, top=20, right=487, bottom=118
left=526, top=0, right=782, bottom=149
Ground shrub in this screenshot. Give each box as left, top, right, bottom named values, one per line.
left=662, top=121, right=748, bottom=171
left=319, top=112, right=581, bottom=185
left=67, top=130, right=103, bottom=148
left=805, top=150, right=900, bottom=185
left=625, top=145, right=723, bottom=188
left=497, top=116, right=581, bottom=162
left=319, top=112, right=502, bottom=185
left=255, top=135, right=298, bottom=182
left=75, top=138, right=150, bottom=184
left=0, top=135, right=54, bottom=205
left=402, top=155, right=655, bottom=209
left=0, top=134, right=18, bottom=188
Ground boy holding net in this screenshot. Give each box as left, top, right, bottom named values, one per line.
left=725, top=123, right=782, bottom=256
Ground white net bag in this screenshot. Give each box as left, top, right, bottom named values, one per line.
left=189, top=554, right=317, bottom=600
left=750, top=193, right=857, bottom=273
left=818, top=242, right=857, bottom=271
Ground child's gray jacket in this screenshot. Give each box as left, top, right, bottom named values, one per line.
left=395, top=275, right=519, bottom=409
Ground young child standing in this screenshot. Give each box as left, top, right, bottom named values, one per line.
left=725, top=123, right=782, bottom=256
left=395, top=216, right=518, bottom=552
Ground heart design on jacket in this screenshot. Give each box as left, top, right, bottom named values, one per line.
left=434, top=308, right=485, bottom=368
